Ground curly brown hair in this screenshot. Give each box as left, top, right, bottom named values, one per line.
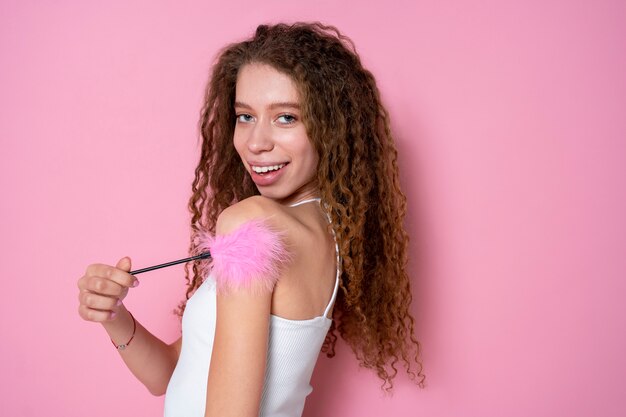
left=181, top=22, right=425, bottom=390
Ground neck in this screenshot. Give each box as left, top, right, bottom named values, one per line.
left=275, top=182, right=320, bottom=207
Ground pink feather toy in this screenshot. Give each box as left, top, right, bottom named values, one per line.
left=193, top=218, right=290, bottom=293
left=129, top=218, right=290, bottom=294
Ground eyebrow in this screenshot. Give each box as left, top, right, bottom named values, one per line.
left=234, top=101, right=301, bottom=110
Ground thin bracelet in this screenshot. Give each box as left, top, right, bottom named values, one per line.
left=111, top=311, right=136, bottom=351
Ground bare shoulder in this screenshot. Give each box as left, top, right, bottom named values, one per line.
left=216, top=195, right=292, bottom=235
left=215, top=196, right=336, bottom=319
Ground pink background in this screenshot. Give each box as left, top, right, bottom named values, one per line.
left=1, top=1, right=625, bottom=416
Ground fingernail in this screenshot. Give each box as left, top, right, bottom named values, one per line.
left=132, top=279, right=140, bottom=288
left=116, top=299, right=122, bottom=306
left=110, top=311, right=117, bottom=319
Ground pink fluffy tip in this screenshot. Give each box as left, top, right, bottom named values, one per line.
left=192, top=218, right=291, bottom=294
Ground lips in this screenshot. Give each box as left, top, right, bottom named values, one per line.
left=251, top=163, right=286, bottom=174
left=248, top=162, right=289, bottom=186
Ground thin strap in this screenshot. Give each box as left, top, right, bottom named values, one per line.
left=287, top=196, right=340, bottom=318
left=324, top=247, right=341, bottom=318
left=323, top=222, right=341, bottom=319
left=288, top=197, right=321, bottom=207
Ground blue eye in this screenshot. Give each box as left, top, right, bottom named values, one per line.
left=236, top=114, right=254, bottom=123
left=276, top=114, right=297, bottom=124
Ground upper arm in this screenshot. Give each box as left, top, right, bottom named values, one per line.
left=204, top=284, right=271, bottom=417
left=204, top=197, right=286, bottom=417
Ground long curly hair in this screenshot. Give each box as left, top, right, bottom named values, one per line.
left=181, top=22, right=425, bottom=390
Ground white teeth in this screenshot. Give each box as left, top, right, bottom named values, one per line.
left=252, top=163, right=285, bottom=173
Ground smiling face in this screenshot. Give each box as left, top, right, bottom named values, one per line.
left=233, top=63, right=319, bottom=205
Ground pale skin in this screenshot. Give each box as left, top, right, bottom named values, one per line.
left=77, top=63, right=337, bottom=416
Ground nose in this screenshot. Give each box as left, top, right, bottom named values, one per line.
left=247, top=120, right=274, bottom=153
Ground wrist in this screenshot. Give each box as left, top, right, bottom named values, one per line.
left=101, top=303, right=128, bottom=328
left=110, top=311, right=136, bottom=350
left=102, top=307, right=135, bottom=348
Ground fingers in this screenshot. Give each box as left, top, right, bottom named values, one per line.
left=77, top=283, right=125, bottom=322
left=77, top=258, right=138, bottom=323
left=77, top=303, right=115, bottom=322
left=77, top=291, right=119, bottom=322
left=81, top=262, right=139, bottom=290
left=78, top=274, right=135, bottom=298
left=115, top=256, right=132, bottom=272
left=77, top=278, right=123, bottom=322
left=78, top=290, right=120, bottom=311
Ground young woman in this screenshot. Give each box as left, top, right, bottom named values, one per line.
left=77, top=22, right=424, bottom=417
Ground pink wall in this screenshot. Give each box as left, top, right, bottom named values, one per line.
left=1, top=1, right=625, bottom=416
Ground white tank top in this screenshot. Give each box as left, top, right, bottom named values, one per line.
left=164, top=198, right=340, bottom=417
